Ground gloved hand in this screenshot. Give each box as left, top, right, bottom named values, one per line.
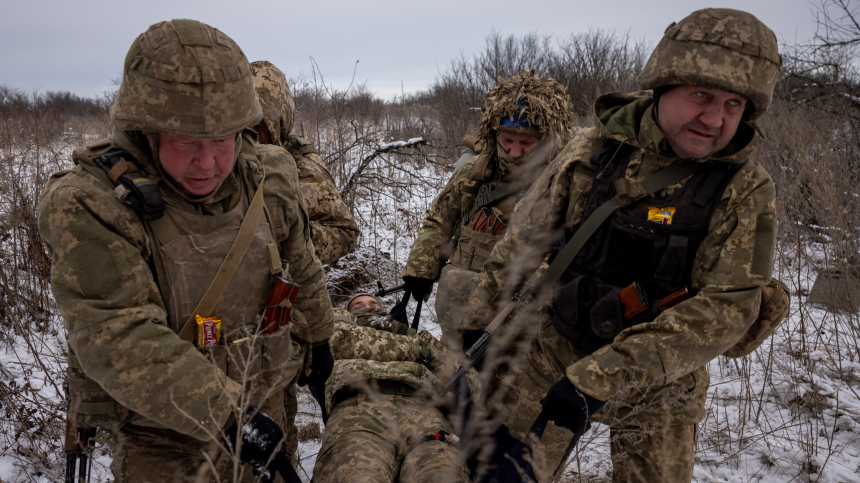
left=415, top=330, right=456, bottom=381
left=298, top=342, right=334, bottom=423
left=540, top=377, right=606, bottom=434
left=403, top=276, right=434, bottom=302
left=297, top=341, right=334, bottom=389
left=223, top=409, right=289, bottom=483
left=368, top=315, right=415, bottom=335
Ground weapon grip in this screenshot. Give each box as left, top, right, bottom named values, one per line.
left=657, top=287, right=690, bottom=312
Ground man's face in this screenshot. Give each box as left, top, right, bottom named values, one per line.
left=655, top=85, right=748, bottom=159
left=348, top=295, right=381, bottom=313
left=153, top=133, right=236, bottom=197
left=497, top=132, right=540, bottom=159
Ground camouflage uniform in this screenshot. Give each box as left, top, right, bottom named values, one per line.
left=39, top=20, right=333, bottom=482
left=251, top=62, right=359, bottom=463
left=313, top=308, right=475, bottom=483
left=463, top=10, right=781, bottom=482
left=250, top=60, right=359, bottom=265
left=404, top=72, right=573, bottom=351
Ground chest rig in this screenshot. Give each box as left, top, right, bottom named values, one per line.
left=449, top=180, right=523, bottom=273
left=550, top=140, right=743, bottom=354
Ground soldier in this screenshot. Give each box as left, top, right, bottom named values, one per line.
left=248, top=60, right=359, bottom=467
left=39, top=20, right=334, bottom=482
left=313, top=304, right=476, bottom=482
left=403, top=71, right=574, bottom=350
left=462, top=9, right=782, bottom=482
left=345, top=292, right=382, bottom=312
left=249, top=60, right=359, bottom=265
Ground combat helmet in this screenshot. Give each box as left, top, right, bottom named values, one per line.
left=639, top=8, right=782, bottom=121
left=111, top=19, right=262, bottom=137
left=478, top=71, right=574, bottom=145
left=250, top=61, right=295, bottom=147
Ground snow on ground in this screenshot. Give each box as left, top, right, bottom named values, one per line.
left=2, top=136, right=860, bottom=482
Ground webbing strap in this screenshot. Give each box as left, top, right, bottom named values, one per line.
left=68, top=377, right=106, bottom=393
left=74, top=401, right=116, bottom=415
left=517, top=160, right=699, bottom=301
left=177, top=181, right=267, bottom=343
left=67, top=349, right=82, bottom=370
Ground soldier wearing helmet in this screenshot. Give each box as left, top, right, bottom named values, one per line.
left=403, top=71, right=573, bottom=352
left=462, top=9, right=781, bottom=482
left=38, top=20, right=333, bottom=482
left=248, top=60, right=360, bottom=467
left=249, top=60, right=359, bottom=265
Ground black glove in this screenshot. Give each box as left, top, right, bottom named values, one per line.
left=403, top=276, right=434, bottom=302
left=298, top=342, right=334, bottom=423
left=297, top=342, right=334, bottom=388
left=223, top=409, right=290, bottom=483
left=540, top=378, right=606, bottom=434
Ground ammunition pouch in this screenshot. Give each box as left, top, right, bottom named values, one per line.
left=449, top=224, right=502, bottom=273
left=548, top=276, right=657, bottom=354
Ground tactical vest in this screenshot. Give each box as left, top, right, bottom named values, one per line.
left=448, top=180, right=523, bottom=273
left=550, top=141, right=742, bottom=354
left=66, top=140, right=293, bottom=430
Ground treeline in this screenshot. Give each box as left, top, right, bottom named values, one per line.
left=0, top=85, right=110, bottom=117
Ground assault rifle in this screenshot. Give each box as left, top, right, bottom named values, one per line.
left=376, top=281, right=424, bottom=330
left=439, top=283, right=690, bottom=396
left=64, top=420, right=95, bottom=483
left=374, top=281, right=405, bottom=298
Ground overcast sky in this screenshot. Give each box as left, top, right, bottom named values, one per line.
left=1, top=0, right=821, bottom=101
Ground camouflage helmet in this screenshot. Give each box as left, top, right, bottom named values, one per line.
left=478, top=71, right=574, bottom=145
left=249, top=61, right=296, bottom=147
left=111, top=19, right=262, bottom=138
left=638, top=8, right=782, bottom=121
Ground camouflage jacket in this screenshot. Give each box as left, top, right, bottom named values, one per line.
left=404, top=140, right=560, bottom=280
left=464, top=92, right=777, bottom=402
left=326, top=307, right=479, bottom=409
left=284, top=135, right=359, bottom=265
left=38, top=128, right=333, bottom=440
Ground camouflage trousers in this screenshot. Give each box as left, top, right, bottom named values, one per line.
left=110, top=340, right=303, bottom=483
left=313, top=392, right=469, bottom=483
left=500, top=319, right=708, bottom=483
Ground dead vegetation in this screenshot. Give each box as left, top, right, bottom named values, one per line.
left=2, top=5, right=860, bottom=480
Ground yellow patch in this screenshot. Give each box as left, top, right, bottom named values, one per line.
left=648, top=206, right=676, bottom=225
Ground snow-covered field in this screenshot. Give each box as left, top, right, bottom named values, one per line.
left=2, top=132, right=859, bottom=483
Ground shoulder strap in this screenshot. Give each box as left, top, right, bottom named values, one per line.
left=176, top=181, right=267, bottom=343
left=91, top=150, right=165, bottom=221
left=517, top=160, right=699, bottom=301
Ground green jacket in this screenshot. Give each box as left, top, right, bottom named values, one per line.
left=464, top=92, right=777, bottom=402
left=38, top=128, right=333, bottom=440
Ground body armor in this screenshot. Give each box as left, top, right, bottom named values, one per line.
left=550, top=141, right=742, bottom=354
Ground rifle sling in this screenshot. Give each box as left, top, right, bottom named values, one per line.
left=519, top=160, right=699, bottom=301
left=176, top=181, right=267, bottom=343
